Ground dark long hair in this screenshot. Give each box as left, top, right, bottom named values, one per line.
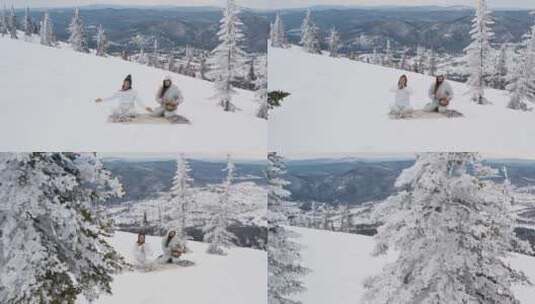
left=398, top=75, right=408, bottom=89
left=159, top=81, right=171, bottom=98
left=137, top=232, right=146, bottom=245
left=165, top=231, right=175, bottom=247
left=434, top=76, right=444, bottom=95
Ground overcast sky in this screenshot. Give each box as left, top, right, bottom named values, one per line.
left=7, top=0, right=535, bottom=10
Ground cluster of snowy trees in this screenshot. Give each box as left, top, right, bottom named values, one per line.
left=0, top=153, right=126, bottom=304
left=267, top=152, right=310, bottom=304
left=0, top=5, right=18, bottom=39
left=363, top=152, right=532, bottom=304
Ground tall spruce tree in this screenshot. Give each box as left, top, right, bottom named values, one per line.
left=68, top=8, right=88, bottom=52
left=300, top=10, right=321, bottom=54
left=327, top=27, right=341, bottom=58
left=465, top=0, right=494, bottom=105
left=363, top=153, right=531, bottom=304
left=39, top=11, right=55, bottom=46
left=0, top=153, right=126, bottom=304
left=95, top=24, right=109, bottom=57
left=168, top=154, right=196, bottom=248
left=271, top=12, right=288, bottom=48
left=210, top=0, right=247, bottom=112
left=267, top=152, right=309, bottom=304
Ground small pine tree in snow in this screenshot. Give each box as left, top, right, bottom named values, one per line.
left=182, top=45, right=196, bottom=77
left=267, top=152, right=309, bottom=304
left=383, top=39, right=393, bottom=67
left=203, top=155, right=237, bottom=255
left=271, top=12, right=288, bottom=48
left=507, top=27, right=535, bottom=111
left=255, top=57, right=269, bottom=119
left=168, top=155, right=196, bottom=248
left=0, top=153, right=126, bottom=304
left=300, top=9, right=321, bottom=54
left=247, top=57, right=257, bottom=82
left=327, top=27, right=341, bottom=58
left=23, top=7, right=34, bottom=37
left=210, top=0, right=247, bottom=112
left=95, top=24, right=109, bottom=57
left=68, top=8, right=88, bottom=53
left=465, top=0, right=494, bottom=105
left=150, top=38, right=159, bottom=67
left=0, top=6, right=7, bottom=36
left=166, top=53, right=176, bottom=72
left=362, top=152, right=532, bottom=304
left=427, top=49, right=438, bottom=76
left=198, top=51, right=209, bottom=80
left=39, top=12, right=55, bottom=47
left=414, top=46, right=426, bottom=73
left=8, top=5, right=17, bottom=39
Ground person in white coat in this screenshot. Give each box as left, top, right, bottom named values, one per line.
left=148, top=76, right=184, bottom=121
left=424, top=74, right=454, bottom=113
left=133, top=232, right=153, bottom=271
left=160, top=230, right=186, bottom=264
left=389, top=75, right=413, bottom=118
left=95, top=75, right=151, bottom=122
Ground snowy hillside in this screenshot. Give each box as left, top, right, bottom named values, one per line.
left=291, top=227, right=535, bottom=304
left=0, top=37, right=266, bottom=153
left=268, top=46, right=535, bottom=155
left=78, top=231, right=267, bottom=304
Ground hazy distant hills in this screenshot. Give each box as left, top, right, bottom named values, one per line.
left=285, top=159, right=535, bottom=205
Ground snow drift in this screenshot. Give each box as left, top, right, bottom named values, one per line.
left=291, top=227, right=535, bottom=304
left=77, top=231, right=267, bottom=304
left=0, top=37, right=266, bottom=154
left=268, top=46, right=535, bottom=155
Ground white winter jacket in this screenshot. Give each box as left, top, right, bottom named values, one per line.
left=428, top=81, right=454, bottom=102
left=390, top=86, right=413, bottom=108
left=155, top=84, right=184, bottom=106
left=101, top=89, right=146, bottom=110
left=133, top=242, right=152, bottom=266
left=161, top=236, right=185, bottom=258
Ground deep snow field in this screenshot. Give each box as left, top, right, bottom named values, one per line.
left=0, top=37, right=266, bottom=154
left=291, top=227, right=535, bottom=304
left=268, top=46, right=535, bottom=155
left=78, top=231, right=267, bottom=304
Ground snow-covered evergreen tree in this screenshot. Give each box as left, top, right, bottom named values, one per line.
left=68, top=8, right=88, bottom=53
left=168, top=154, right=196, bottom=249
left=300, top=9, right=321, bottom=54
left=23, top=7, right=34, bottom=37
left=210, top=0, right=247, bottom=111
left=363, top=152, right=532, bottom=304
left=182, top=45, right=196, bottom=77
left=39, top=11, right=55, bottom=46
left=203, top=155, right=237, bottom=255
left=327, top=27, right=341, bottom=58
left=0, top=6, right=7, bottom=36
left=0, top=153, right=126, bottom=304
left=255, top=57, right=269, bottom=119
left=150, top=38, right=159, bottom=67
left=271, top=12, right=288, bottom=48
left=414, top=46, right=426, bottom=73
left=199, top=51, right=209, bottom=80
left=507, top=28, right=535, bottom=111
left=95, top=24, right=109, bottom=57
left=428, top=49, right=438, bottom=76
left=383, top=39, right=393, bottom=67
left=166, top=53, right=176, bottom=72
left=8, top=5, right=17, bottom=39
left=465, top=0, right=494, bottom=105
left=267, top=152, right=309, bottom=304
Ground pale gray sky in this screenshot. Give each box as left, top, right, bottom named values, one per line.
left=7, top=0, right=535, bottom=10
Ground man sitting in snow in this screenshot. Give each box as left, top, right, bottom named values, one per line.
left=160, top=230, right=186, bottom=264
left=148, top=76, right=184, bottom=122
left=424, top=74, right=454, bottom=113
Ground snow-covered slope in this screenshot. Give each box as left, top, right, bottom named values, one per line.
left=268, top=46, right=535, bottom=155
left=78, top=231, right=266, bottom=304
left=0, top=37, right=266, bottom=154
left=291, top=227, right=535, bottom=304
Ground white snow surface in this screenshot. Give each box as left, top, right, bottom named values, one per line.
left=291, top=226, right=535, bottom=304
left=0, top=37, right=266, bottom=154
left=268, top=46, right=535, bottom=155
left=78, top=231, right=267, bottom=304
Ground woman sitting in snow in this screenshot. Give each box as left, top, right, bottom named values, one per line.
left=389, top=75, right=413, bottom=118
left=424, top=74, right=454, bottom=113
left=160, top=230, right=186, bottom=264
left=95, top=74, right=151, bottom=122
left=147, top=76, right=184, bottom=122
left=133, top=232, right=153, bottom=271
